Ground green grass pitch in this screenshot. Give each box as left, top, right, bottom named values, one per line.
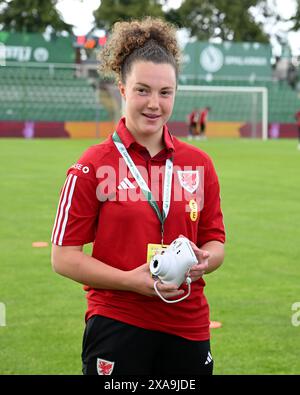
left=0, top=137, right=299, bottom=374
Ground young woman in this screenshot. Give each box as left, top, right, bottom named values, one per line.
left=51, top=17, right=225, bottom=375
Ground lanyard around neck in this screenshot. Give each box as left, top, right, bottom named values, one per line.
left=112, top=131, right=173, bottom=244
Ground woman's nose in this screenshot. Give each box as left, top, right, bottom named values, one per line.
left=147, top=93, right=159, bottom=109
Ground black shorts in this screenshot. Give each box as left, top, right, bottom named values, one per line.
left=189, top=122, right=197, bottom=135
left=82, top=315, right=213, bottom=375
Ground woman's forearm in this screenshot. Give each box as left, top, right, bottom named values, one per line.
left=51, top=244, right=184, bottom=300
left=200, top=240, right=225, bottom=274
left=51, top=244, right=130, bottom=290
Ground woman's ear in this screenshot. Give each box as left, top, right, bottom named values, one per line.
left=118, top=80, right=126, bottom=100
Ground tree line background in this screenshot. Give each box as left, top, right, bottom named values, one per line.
left=0, top=0, right=299, bottom=51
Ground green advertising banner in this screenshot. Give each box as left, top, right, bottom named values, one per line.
left=181, top=41, right=272, bottom=81
left=0, top=31, right=74, bottom=63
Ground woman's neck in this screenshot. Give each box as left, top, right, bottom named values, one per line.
left=131, top=130, right=165, bottom=157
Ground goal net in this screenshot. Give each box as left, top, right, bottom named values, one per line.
left=171, top=85, right=268, bottom=140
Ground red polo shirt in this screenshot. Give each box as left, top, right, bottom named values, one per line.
left=200, top=108, right=209, bottom=124
left=188, top=110, right=199, bottom=124
left=51, top=118, right=225, bottom=341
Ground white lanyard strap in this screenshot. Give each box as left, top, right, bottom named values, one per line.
left=112, top=131, right=173, bottom=239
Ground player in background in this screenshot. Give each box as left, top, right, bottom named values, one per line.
left=199, top=106, right=211, bottom=140
left=187, top=108, right=199, bottom=140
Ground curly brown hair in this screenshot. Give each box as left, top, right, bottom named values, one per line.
left=98, top=17, right=181, bottom=83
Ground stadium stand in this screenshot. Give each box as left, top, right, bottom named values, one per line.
left=0, top=65, right=110, bottom=122
left=0, top=55, right=299, bottom=138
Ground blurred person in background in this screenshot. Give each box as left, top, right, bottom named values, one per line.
left=187, top=107, right=199, bottom=140
left=198, top=106, right=211, bottom=140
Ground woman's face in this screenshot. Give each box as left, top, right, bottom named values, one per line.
left=119, top=61, right=176, bottom=139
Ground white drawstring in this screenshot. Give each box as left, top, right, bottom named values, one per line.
left=153, top=277, right=192, bottom=304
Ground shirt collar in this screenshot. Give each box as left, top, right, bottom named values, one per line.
left=115, top=117, right=175, bottom=154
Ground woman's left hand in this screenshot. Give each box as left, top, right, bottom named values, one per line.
left=185, top=239, right=210, bottom=282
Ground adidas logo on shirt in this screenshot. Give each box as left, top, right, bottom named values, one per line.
left=117, top=177, right=136, bottom=190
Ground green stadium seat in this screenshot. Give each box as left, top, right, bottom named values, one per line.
left=0, top=65, right=110, bottom=122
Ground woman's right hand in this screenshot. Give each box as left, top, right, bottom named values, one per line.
left=126, top=263, right=185, bottom=299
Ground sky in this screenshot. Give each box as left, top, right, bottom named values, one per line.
left=56, top=0, right=300, bottom=57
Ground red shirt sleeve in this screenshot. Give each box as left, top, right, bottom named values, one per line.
left=51, top=152, right=100, bottom=246
left=197, top=158, right=225, bottom=246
